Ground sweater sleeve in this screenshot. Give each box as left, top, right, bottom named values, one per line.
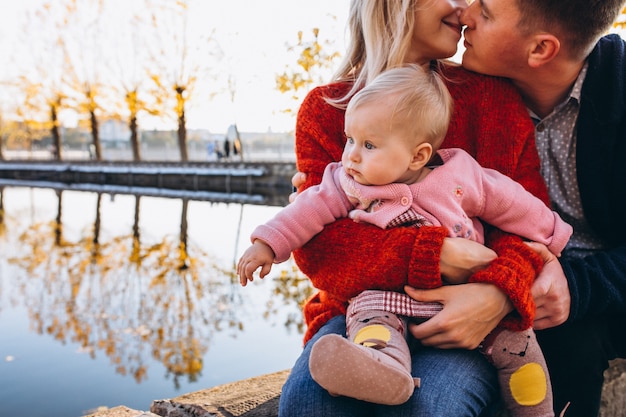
left=252, top=163, right=353, bottom=263
left=467, top=154, right=573, bottom=256
left=292, top=85, right=446, bottom=302
left=469, top=231, right=543, bottom=330
left=562, top=246, right=626, bottom=320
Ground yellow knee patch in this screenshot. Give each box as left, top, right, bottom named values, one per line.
left=509, top=362, right=548, bottom=406
left=353, top=324, right=391, bottom=347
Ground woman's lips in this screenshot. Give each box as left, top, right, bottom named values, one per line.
left=443, top=20, right=463, bottom=34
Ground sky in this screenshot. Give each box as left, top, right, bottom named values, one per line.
left=0, top=0, right=350, bottom=134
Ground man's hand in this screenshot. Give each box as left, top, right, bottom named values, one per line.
left=525, top=241, right=570, bottom=329
left=405, top=283, right=512, bottom=349
left=440, top=237, right=497, bottom=284
left=289, top=172, right=307, bottom=203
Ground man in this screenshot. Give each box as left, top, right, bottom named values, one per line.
left=460, top=0, right=626, bottom=415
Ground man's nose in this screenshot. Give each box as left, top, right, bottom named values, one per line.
left=459, top=5, right=471, bottom=26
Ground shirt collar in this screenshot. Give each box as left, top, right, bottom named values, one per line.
left=528, top=62, right=589, bottom=123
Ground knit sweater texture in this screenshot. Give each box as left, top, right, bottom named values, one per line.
left=253, top=149, right=571, bottom=263
left=294, top=63, right=549, bottom=343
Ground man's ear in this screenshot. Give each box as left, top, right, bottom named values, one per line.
left=528, top=33, right=560, bottom=68
left=409, top=142, right=433, bottom=171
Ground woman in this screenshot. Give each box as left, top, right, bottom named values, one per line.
left=278, top=0, right=549, bottom=416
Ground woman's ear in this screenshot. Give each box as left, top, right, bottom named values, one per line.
left=409, top=142, right=433, bottom=171
left=528, top=33, right=560, bottom=68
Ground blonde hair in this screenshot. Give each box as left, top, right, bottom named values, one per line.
left=332, top=0, right=418, bottom=105
left=346, top=64, right=453, bottom=149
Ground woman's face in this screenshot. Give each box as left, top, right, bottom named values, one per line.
left=408, top=0, right=467, bottom=64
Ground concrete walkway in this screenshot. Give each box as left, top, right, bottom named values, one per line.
left=85, top=360, right=626, bottom=417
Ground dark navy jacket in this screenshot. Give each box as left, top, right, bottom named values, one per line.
left=564, top=34, right=626, bottom=320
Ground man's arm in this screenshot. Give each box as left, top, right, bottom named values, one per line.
left=562, top=246, right=626, bottom=320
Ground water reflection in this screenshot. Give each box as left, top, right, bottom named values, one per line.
left=0, top=186, right=311, bottom=416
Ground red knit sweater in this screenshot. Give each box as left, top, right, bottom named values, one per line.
left=294, top=63, right=547, bottom=344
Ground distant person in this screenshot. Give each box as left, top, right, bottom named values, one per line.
left=237, top=65, right=572, bottom=415
left=224, top=139, right=231, bottom=160
left=216, top=140, right=224, bottom=160
left=206, top=142, right=216, bottom=161
left=233, top=137, right=242, bottom=160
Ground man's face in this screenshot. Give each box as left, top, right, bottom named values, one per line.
left=460, top=0, right=530, bottom=79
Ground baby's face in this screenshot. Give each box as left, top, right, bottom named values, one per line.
left=342, top=102, right=417, bottom=186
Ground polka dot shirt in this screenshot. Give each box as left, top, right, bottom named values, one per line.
left=530, top=63, right=608, bottom=258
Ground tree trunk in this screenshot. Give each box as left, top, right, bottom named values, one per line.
left=92, top=192, right=102, bottom=260
left=51, top=104, right=62, bottom=161
left=178, top=110, right=188, bottom=162
left=55, top=190, right=63, bottom=245
left=90, top=110, right=102, bottom=161
left=0, top=187, right=4, bottom=224
left=179, top=198, right=189, bottom=270
left=131, top=195, right=141, bottom=264
left=130, top=114, right=141, bottom=161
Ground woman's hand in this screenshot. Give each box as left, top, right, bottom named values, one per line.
left=440, top=237, right=497, bottom=284
left=405, top=282, right=512, bottom=349
left=525, top=241, right=571, bottom=329
left=289, top=171, right=307, bottom=203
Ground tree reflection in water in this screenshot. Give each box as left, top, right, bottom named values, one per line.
left=5, top=187, right=310, bottom=390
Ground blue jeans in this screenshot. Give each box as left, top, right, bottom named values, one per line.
left=279, top=315, right=500, bottom=417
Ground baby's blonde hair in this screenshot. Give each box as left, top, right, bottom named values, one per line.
left=346, top=64, right=453, bottom=149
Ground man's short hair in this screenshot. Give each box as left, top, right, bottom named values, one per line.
left=516, top=0, right=625, bottom=58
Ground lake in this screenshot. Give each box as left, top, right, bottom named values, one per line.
left=0, top=185, right=310, bottom=417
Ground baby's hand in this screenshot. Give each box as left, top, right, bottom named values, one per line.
left=236, top=240, right=275, bottom=286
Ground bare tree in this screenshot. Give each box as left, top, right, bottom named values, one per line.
left=61, top=0, right=109, bottom=161
left=146, top=0, right=221, bottom=162
left=10, top=2, right=70, bottom=160
left=105, top=0, right=161, bottom=162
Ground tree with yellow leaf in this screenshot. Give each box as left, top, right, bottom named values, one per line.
left=145, top=0, right=221, bottom=162
left=104, top=2, right=162, bottom=162
left=8, top=2, right=69, bottom=160
left=60, top=0, right=110, bottom=161
left=275, top=28, right=341, bottom=117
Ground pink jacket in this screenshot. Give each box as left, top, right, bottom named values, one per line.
left=252, top=148, right=572, bottom=263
